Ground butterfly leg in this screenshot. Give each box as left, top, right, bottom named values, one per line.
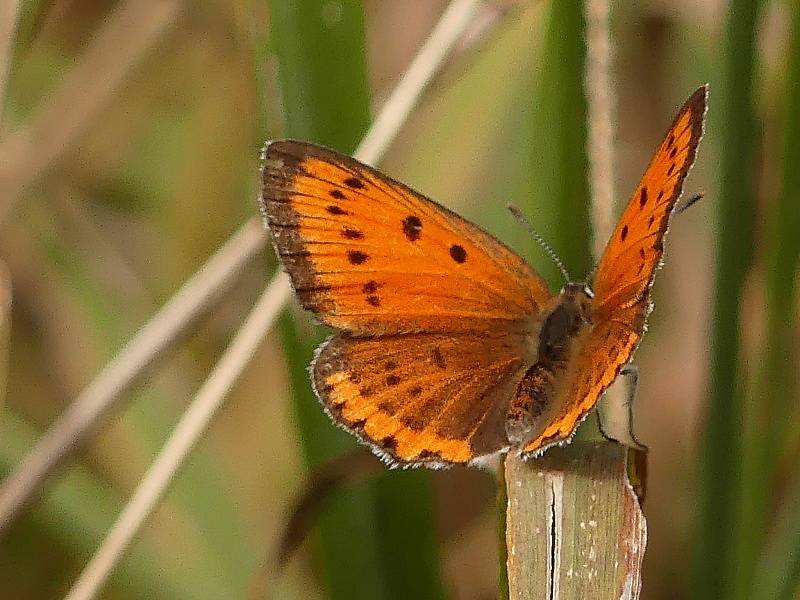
left=506, top=363, right=553, bottom=444
left=596, top=364, right=648, bottom=452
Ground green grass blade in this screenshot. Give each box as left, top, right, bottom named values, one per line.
left=267, top=3, right=444, bottom=599
left=742, top=4, right=800, bottom=598
left=753, top=473, right=800, bottom=600
left=268, top=1, right=370, bottom=145
left=373, top=471, right=446, bottom=600
left=693, top=2, right=763, bottom=598
left=759, top=0, right=800, bottom=486
left=527, top=1, right=591, bottom=284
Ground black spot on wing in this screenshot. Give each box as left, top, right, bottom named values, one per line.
left=620, top=225, right=629, bottom=242
left=342, top=227, right=363, bottom=239
left=449, top=244, right=467, bottom=263
left=344, top=177, right=364, bottom=189
left=330, top=189, right=346, bottom=200
left=327, top=205, right=348, bottom=215
left=402, top=215, right=422, bottom=241
left=417, top=449, right=443, bottom=462
left=347, top=250, right=368, bottom=265
left=380, top=435, right=398, bottom=453
left=639, top=186, right=648, bottom=208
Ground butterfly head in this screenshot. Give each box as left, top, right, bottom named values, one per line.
left=560, top=282, right=594, bottom=325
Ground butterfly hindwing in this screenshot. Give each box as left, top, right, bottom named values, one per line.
left=313, top=331, right=533, bottom=466
left=521, top=305, right=643, bottom=455
left=261, top=140, right=552, bottom=335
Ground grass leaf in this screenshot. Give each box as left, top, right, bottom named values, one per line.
left=693, top=2, right=763, bottom=598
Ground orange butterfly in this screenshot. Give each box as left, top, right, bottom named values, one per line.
left=261, top=85, right=707, bottom=468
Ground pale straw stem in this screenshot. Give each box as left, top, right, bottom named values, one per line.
left=0, top=0, right=21, bottom=126
left=584, top=0, right=616, bottom=258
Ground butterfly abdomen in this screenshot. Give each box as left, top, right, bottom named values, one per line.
left=506, top=364, right=553, bottom=443
left=505, top=284, right=593, bottom=446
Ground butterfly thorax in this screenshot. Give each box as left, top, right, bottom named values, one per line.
left=537, top=282, right=593, bottom=362
left=505, top=282, right=594, bottom=445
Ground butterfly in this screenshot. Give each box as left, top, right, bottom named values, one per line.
left=260, top=85, right=707, bottom=468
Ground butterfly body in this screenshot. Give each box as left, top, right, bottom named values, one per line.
left=506, top=282, right=593, bottom=446
left=261, top=85, right=707, bottom=468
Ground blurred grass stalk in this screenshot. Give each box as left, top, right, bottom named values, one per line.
left=0, top=413, right=200, bottom=600
left=0, top=263, right=9, bottom=411
left=693, top=1, right=761, bottom=599
left=0, top=0, right=21, bottom=116
left=0, top=218, right=267, bottom=538
left=743, top=4, right=800, bottom=599
left=504, top=1, right=644, bottom=598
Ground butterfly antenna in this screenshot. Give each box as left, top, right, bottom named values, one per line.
left=675, top=192, right=704, bottom=215
left=584, top=192, right=705, bottom=284
left=507, top=204, right=571, bottom=283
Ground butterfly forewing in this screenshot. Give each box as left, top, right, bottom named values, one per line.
left=520, top=86, right=707, bottom=458
left=261, top=140, right=552, bottom=335
left=593, top=85, right=707, bottom=313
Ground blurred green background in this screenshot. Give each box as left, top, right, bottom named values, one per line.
left=0, top=1, right=798, bottom=599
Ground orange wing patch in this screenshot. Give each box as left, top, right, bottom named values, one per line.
left=313, top=332, right=531, bottom=466
left=261, top=140, right=552, bottom=336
